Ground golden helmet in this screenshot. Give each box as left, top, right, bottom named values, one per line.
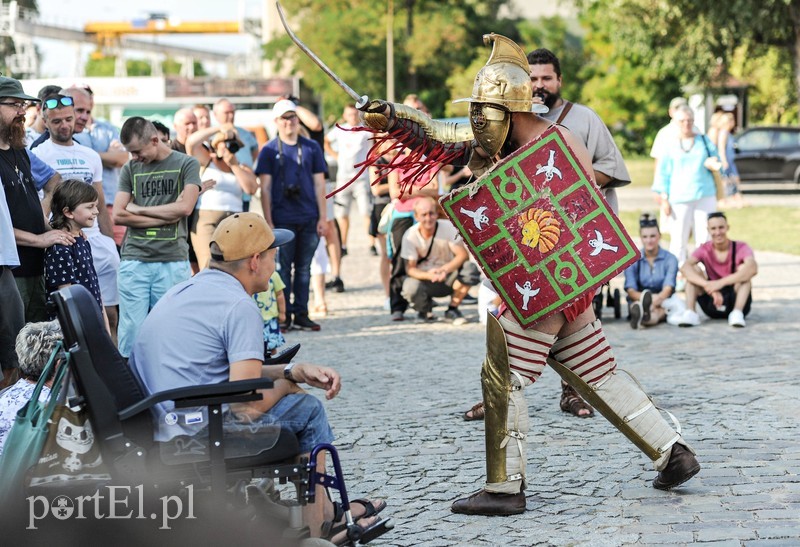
left=455, top=33, right=533, bottom=113
left=454, top=34, right=533, bottom=158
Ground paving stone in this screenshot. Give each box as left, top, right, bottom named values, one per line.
left=287, top=214, right=800, bottom=545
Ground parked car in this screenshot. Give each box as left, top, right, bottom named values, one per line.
left=734, top=126, right=800, bottom=184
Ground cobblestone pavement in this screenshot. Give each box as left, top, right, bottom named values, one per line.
left=286, top=214, right=800, bottom=546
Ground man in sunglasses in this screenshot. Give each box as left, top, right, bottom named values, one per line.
left=31, top=92, right=122, bottom=344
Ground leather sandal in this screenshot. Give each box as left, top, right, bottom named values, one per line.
left=463, top=401, right=485, bottom=421
left=560, top=383, right=594, bottom=418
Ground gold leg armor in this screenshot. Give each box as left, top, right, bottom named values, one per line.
left=483, top=313, right=555, bottom=494
left=549, top=321, right=693, bottom=470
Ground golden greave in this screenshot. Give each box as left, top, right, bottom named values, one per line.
left=483, top=314, right=555, bottom=494
left=549, top=321, right=691, bottom=470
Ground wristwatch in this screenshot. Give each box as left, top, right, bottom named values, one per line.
left=283, top=363, right=295, bottom=381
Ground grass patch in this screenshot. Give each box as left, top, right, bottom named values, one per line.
left=624, top=157, right=656, bottom=188
left=617, top=207, right=800, bottom=256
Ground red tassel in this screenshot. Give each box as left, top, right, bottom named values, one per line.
left=326, top=123, right=469, bottom=199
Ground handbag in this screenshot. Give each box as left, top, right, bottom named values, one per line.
left=0, top=343, right=69, bottom=504
left=27, top=390, right=112, bottom=496
left=377, top=202, right=395, bottom=234
left=701, top=136, right=725, bottom=200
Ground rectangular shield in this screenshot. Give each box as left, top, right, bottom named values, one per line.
left=441, top=126, right=639, bottom=326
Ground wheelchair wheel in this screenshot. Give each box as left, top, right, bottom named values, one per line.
left=613, top=288, right=622, bottom=319
left=593, top=293, right=603, bottom=320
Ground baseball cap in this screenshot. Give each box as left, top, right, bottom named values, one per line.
left=210, top=213, right=294, bottom=262
left=0, top=76, right=39, bottom=102
left=669, top=97, right=688, bottom=109
left=272, top=99, right=297, bottom=119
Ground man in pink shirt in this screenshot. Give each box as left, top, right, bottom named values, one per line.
left=678, top=212, right=757, bottom=327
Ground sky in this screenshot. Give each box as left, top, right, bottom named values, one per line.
left=33, top=0, right=264, bottom=77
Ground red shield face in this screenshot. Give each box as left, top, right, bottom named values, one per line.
left=441, top=126, right=638, bottom=326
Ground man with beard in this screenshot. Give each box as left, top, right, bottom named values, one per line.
left=0, top=77, right=67, bottom=327
left=32, top=93, right=122, bottom=344
left=530, top=47, right=631, bottom=417
left=0, top=77, right=74, bottom=330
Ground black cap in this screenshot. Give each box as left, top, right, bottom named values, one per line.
left=0, top=76, right=39, bottom=102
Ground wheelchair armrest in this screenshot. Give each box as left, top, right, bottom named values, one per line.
left=118, top=378, right=274, bottom=420
left=263, top=343, right=300, bottom=365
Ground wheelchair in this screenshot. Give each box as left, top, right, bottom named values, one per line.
left=33, top=284, right=393, bottom=546
left=593, top=282, right=622, bottom=321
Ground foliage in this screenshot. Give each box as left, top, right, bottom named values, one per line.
left=263, top=0, right=515, bottom=120
left=729, top=42, right=798, bottom=125
left=574, top=0, right=800, bottom=123
left=517, top=16, right=586, bottom=103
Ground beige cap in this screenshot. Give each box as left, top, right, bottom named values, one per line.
left=210, top=213, right=294, bottom=262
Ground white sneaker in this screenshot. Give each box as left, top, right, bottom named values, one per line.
left=677, top=309, right=700, bottom=327
left=383, top=297, right=391, bottom=311
left=728, top=309, right=746, bottom=327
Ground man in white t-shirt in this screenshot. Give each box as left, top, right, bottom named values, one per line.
left=400, top=197, right=480, bottom=325
left=324, top=104, right=373, bottom=255
left=31, top=93, right=121, bottom=342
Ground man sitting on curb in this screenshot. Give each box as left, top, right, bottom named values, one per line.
left=677, top=211, right=757, bottom=327
left=400, top=197, right=480, bottom=324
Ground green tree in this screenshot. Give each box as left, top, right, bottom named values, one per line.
left=575, top=0, right=800, bottom=121
left=264, top=0, right=514, bottom=120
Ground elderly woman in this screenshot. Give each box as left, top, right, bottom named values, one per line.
left=0, top=321, right=62, bottom=455
left=653, top=104, right=721, bottom=266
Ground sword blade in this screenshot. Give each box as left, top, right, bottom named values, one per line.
left=275, top=2, right=367, bottom=107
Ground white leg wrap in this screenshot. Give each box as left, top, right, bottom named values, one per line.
left=551, top=321, right=689, bottom=470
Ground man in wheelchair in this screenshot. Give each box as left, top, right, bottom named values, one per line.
left=127, top=212, right=388, bottom=544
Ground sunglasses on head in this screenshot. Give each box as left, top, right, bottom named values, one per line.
left=43, top=96, right=74, bottom=110
left=639, top=214, right=658, bottom=228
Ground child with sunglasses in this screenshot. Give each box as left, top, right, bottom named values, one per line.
left=44, top=179, right=109, bottom=332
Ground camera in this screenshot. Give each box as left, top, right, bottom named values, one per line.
left=283, top=185, right=301, bottom=200
left=224, top=139, right=241, bottom=155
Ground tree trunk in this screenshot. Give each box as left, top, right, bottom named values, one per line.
left=789, top=2, right=800, bottom=115
left=405, top=0, right=418, bottom=91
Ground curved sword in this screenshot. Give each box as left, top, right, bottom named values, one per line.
left=275, top=2, right=370, bottom=109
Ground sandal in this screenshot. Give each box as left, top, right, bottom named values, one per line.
left=310, top=304, right=328, bottom=319
left=463, top=401, right=485, bottom=421
left=320, top=498, right=387, bottom=540
left=560, top=382, right=594, bottom=418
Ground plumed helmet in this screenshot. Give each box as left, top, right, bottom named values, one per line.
left=454, top=34, right=533, bottom=158
left=454, top=33, right=533, bottom=113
